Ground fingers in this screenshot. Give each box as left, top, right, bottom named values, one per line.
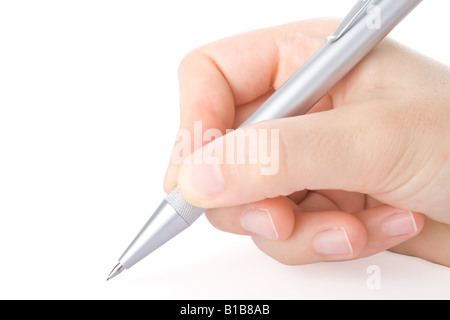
left=164, top=20, right=337, bottom=192
left=206, top=203, right=424, bottom=265
left=206, top=196, right=295, bottom=241
left=389, top=217, right=450, bottom=267
left=163, top=51, right=235, bottom=192
left=163, top=27, right=278, bottom=192
left=352, top=206, right=424, bottom=258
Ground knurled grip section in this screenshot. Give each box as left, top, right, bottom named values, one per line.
left=165, top=187, right=206, bottom=225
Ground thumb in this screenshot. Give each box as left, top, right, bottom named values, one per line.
left=177, top=105, right=407, bottom=208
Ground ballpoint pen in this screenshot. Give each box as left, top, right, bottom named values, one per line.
left=107, top=0, right=423, bottom=280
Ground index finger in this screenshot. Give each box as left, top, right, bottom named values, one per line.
left=163, top=19, right=336, bottom=192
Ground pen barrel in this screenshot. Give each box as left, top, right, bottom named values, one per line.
left=119, top=188, right=205, bottom=269
left=241, top=0, right=422, bottom=127
left=119, top=199, right=190, bottom=269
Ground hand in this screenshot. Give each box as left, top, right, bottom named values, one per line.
left=164, top=19, right=450, bottom=267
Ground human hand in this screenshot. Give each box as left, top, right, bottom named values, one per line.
left=164, top=19, right=450, bottom=266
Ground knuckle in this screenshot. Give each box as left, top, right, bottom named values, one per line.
left=177, top=47, right=205, bottom=77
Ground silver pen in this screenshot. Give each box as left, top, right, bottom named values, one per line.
left=107, top=0, right=422, bottom=280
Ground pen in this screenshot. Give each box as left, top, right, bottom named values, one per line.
left=107, top=0, right=422, bottom=280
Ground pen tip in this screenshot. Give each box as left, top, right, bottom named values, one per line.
left=107, top=262, right=124, bottom=281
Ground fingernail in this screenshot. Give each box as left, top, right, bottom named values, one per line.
left=313, top=227, right=353, bottom=256
left=240, top=208, right=279, bottom=240
left=382, top=210, right=418, bottom=236
left=178, top=153, right=225, bottom=200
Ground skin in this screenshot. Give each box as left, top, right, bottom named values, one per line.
left=163, top=19, right=450, bottom=267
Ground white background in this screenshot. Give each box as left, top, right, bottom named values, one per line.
left=1, top=0, right=449, bottom=300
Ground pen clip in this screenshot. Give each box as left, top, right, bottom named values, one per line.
left=326, top=0, right=374, bottom=42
